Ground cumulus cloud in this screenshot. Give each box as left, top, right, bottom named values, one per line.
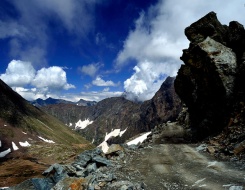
left=0, top=60, right=75, bottom=100
left=124, top=60, right=178, bottom=101
left=32, top=66, right=75, bottom=90
left=0, top=60, right=35, bottom=87
left=117, top=0, right=244, bottom=101
left=92, top=76, right=119, bottom=87
left=79, top=63, right=104, bottom=77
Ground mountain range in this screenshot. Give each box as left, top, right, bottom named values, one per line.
left=31, top=97, right=97, bottom=107
left=40, top=76, right=182, bottom=145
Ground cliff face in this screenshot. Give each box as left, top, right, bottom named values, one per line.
left=175, top=12, right=245, bottom=140
left=139, top=77, right=182, bottom=131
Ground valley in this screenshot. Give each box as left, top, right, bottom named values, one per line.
left=1, top=10, right=245, bottom=190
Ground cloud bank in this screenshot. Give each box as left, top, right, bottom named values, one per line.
left=0, top=60, right=75, bottom=100
left=117, top=0, right=245, bottom=101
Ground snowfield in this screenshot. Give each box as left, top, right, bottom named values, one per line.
left=19, top=141, right=31, bottom=147
left=38, top=136, right=55, bottom=143
left=75, top=119, right=93, bottom=129
left=0, top=148, right=11, bottom=158
left=12, top=142, right=19, bottom=150
left=126, top=132, right=151, bottom=146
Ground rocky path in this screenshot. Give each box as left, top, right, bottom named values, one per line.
left=126, top=144, right=244, bottom=190
left=121, top=122, right=245, bottom=189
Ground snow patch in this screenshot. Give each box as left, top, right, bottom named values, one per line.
left=0, top=148, right=11, bottom=158
left=12, top=142, right=19, bottom=150
left=207, top=161, right=217, bottom=168
left=98, top=128, right=128, bottom=153
left=38, top=136, right=55, bottom=143
left=98, top=141, right=110, bottom=153
left=19, top=141, right=31, bottom=147
left=69, top=123, right=73, bottom=127
left=22, top=131, right=27, bottom=135
left=229, top=186, right=244, bottom=190
left=192, top=178, right=206, bottom=187
left=4, top=124, right=7, bottom=127
left=196, top=144, right=207, bottom=152
left=199, top=184, right=207, bottom=187
left=104, top=128, right=128, bottom=142
left=0, top=140, right=1, bottom=147
left=119, top=128, right=127, bottom=136
left=126, top=132, right=151, bottom=146
left=75, top=119, right=93, bottom=129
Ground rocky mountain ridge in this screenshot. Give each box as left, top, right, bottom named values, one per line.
left=0, top=79, right=94, bottom=187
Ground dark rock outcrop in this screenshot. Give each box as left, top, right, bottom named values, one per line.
left=175, top=12, right=245, bottom=141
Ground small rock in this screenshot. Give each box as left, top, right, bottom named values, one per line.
left=86, top=163, right=97, bottom=173
left=42, top=163, right=68, bottom=183
left=229, top=186, right=243, bottom=190
left=94, top=184, right=101, bottom=190
left=207, top=146, right=216, bottom=154
left=98, top=181, right=107, bottom=187
left=92, top=155, right=111, bottom=166
left=105, top=144, right=124, bottom=155
left=76, top=151, right=92, bottom=167
left=233, top=140, right=245, bottom=155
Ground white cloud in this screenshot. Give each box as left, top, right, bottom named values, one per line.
left=0, top=60, right=35, bottom=87
left=124, top=60, right=178, bottom=101
left=32, top=66, right=75, bottom=90
left=117, top=0, right=245, bottom=101
left=92, top=76, right=119, bottom=87
left=11, top=81, right=122, bottom=102
left=0, top=60, right=75, bottom=100
left=79, top=63, right=103, bottom=77
left=0, top=21, right=28, bottom=39
left=103, top=87, right=110, bottom=92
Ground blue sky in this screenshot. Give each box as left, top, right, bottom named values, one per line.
left=0, top=0, right=244, bottom=102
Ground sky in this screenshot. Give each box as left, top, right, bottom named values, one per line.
left=0, top=0, right=244, bottom=102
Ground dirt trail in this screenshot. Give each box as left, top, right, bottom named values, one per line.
left=124, top=123, right=245, bottom=190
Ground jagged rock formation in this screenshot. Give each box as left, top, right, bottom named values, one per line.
left=41, top=77, right=182, bottom=145
left=175, top=12, right=245, bottom=141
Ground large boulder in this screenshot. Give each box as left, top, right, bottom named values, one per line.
left=175, top=12, right=245, bottom=140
